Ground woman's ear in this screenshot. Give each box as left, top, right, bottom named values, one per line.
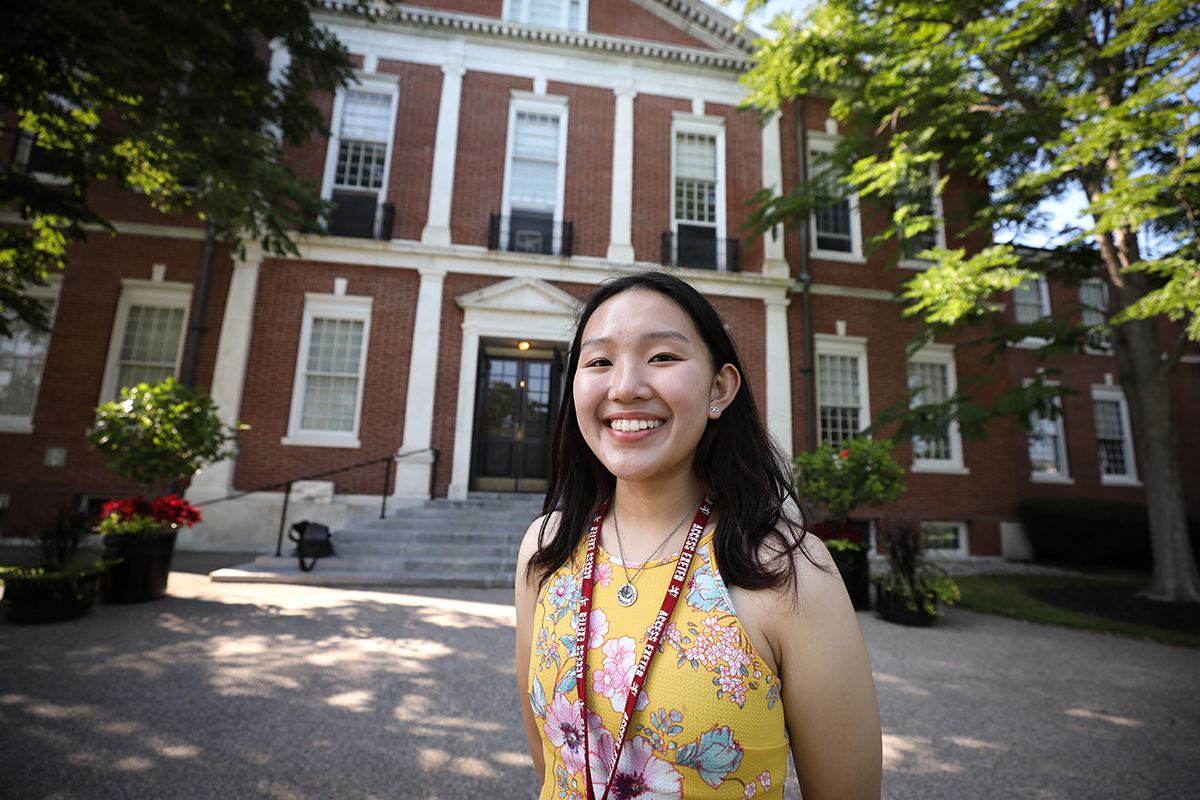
left=708, top=364, right=741, bottom=418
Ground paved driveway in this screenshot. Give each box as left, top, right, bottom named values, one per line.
left=1, top=570, right=1197, bottom=799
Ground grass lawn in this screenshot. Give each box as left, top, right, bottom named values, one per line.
left=953, top=571, right=1200, bottom=649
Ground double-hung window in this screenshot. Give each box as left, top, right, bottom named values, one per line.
left=284, top=293, right=372, bottom=448
left=504, top=0, right=586, bottom=30
left=0, top=279, right=61, bottom=433
left=1014, top=276, right=1051, bottom=325
left=324, top=75, right=398, bottom=240
left=502, top=93, right=568, bottom=256
left=898, top=165, right=945, bottom=267
left=808, top=135, right=861, bottom=259
left=921, top=521, right=969, bottom=557
left=670, top=114, right=727, bottom=271
left=907, top=344, right=967, bottom=473
left=1026, top=379, right=1071, bottom=482
left=1092, top=385, right=1138, bottom=485
left=814, top=334, right=870, bottom=448
left=1080, top=278, right=1110, bottom=350
left=99, top=278, right=192, bottom=403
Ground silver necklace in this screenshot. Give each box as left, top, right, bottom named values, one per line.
left=612, top=497, right=703, bottom=607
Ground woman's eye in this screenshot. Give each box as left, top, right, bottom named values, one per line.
left=583, top=358, right=611, bottom=368
left=650, top=353, right=679, bottom=363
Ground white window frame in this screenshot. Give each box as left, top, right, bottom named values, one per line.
left=898, top=164, right=946, bottom=270
left=1080, top=277, right=1111, bottom=352
left=499, top=91, right=570, bottom=251
left=283, top=293, right=373, bottom=449
left=99, top=278, right=193, bottom=404
left=907, top=343, right=968, bottom=474
left=921, top=521, right=969, bottom=558
left=1091, top=384, right=1140, bottom=486
left=503, top=0, right=588, bottom=30
left=813, top=333, right=871, bottom=446
left=0, top=277, right=62, bottom=433
left=320, top=72, right=400, bottom=219
left=807, top=133, right=863, bottom=263
left=670, top=112, right=728, bottom=270
left=1024, top=377, right=1072, bottom=484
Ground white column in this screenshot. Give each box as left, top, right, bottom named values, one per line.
left=606, top=85, right=637, bottom=262
left=448, top=325, right=482, bottom=501
left=421, top=51, right=466, bottom=247
left=187, top=246, right=263, bottom=501
left=764, top=295, right=793, bottom=461
left=760, top=111, right=790, bottom=280
left=393, top=267, right=446, bottom=502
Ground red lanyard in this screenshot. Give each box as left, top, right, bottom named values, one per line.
left=575, top=496, right=713, bottom=800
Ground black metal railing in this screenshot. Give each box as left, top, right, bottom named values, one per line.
left=488, top=212, right=574, bottom=257
left=329, top=194, right=395, bottom=240
left=191, top=447, right=439, bottom=557
left=660, top=229, right=740, bottom=272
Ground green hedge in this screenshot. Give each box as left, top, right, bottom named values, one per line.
left=1020, top=498, right=1200, bottom=571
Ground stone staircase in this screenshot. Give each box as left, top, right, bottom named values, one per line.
left=210, top=492, right=547, bottom=588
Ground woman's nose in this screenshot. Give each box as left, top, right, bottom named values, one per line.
left=609, top=359, right=650, bottom=401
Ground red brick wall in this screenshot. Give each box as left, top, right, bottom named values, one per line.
left=0, top=233, right=228, bottom=534
left=233, top=261, right=419, bottom=495
left=404, top=0, right=504, bottom=16
left=588, top=0, right=715, bottom=49
left=450, top=72, right=534, bottom=246
left=631, top=94, right=690, bottom=263
left=707, top=101, right=763, bottom=273
left=552, top=81, right=615, bottom=259
left=382, top=60, right=444, bottom=242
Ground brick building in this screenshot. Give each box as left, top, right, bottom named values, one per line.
left=2, top=0, right=1197, bottom=555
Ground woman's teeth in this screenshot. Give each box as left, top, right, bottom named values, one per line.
left=609, top=419, right=663, bottom=432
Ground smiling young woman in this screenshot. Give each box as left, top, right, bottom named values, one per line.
left=515, top=271, right=882, bottom=800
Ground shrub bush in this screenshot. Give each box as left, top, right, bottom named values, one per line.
left=1020, top=497, right=1200, bottom=570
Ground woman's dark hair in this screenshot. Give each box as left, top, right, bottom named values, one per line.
left=527, top=270, right=810, bottom=591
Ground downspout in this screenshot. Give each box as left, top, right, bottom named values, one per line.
left=795, top=98, right=816, bottom=454
left=183, top=222, right=217, bottom=389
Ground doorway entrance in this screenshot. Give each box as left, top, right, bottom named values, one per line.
left=470, top=341, right=562, bottom=493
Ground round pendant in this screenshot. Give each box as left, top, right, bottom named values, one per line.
left=616, top=583, right=637, bottom=606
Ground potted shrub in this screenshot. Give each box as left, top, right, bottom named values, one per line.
left=87, top=378, right=237, bottom=603
left=873, top=517, right=960, bottom=626
left=0, top=508, right=111, bottom=624
left=794, top=438, right=906, bottom=610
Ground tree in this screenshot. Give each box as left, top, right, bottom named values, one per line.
left=742, top=0, right=1200, bottom=602
left=0, top=0, right=383, bottom=337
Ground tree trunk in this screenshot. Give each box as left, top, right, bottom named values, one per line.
left=1111, top=316, right=1200, bottom=603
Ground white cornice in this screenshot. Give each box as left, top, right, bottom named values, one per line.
left=316, top=1, right=752, bottom=71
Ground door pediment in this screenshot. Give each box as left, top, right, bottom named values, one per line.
left=456, top=276, right=579, bottom=317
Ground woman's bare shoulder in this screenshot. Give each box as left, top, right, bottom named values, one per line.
left=516, top=511, right=561, bottom=588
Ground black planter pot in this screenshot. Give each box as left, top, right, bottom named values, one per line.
left=830, top=546, right=872, bottom=610
left=874, top=584, right=938, bottom=627
left=1, top=571, right=102, bottom=624
left=101, top=530, right=178, bottom=603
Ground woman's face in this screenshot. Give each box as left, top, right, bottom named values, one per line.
left=572, top=289, right=738, bottom=487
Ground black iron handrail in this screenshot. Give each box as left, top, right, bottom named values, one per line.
left=190, top=447, right=439, bottom=557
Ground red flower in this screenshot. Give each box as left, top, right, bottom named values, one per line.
left=840, top=449, right=849, bottom=459
left=98, top=494, right=201, bottom=528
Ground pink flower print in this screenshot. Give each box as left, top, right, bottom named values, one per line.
left=588, top=608, right=609, bottom=648
left=743, top=782, right=758, bottom=798
left=594, top=636, right=637, bottom=712
left=594, top=561, right=614, bottom=587
left=543, top=695, right=588, bottom=774
left=717, top=665, right=748, bottom=707
left=757, top=771, right=772, bottom=791
left=599, top=736, right=683, bottom=800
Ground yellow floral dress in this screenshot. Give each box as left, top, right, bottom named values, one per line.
left=530, top=529, right=790, bottom=800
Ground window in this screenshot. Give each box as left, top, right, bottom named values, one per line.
left=504, top=0, right=586, bottom=30
left=815, top=334, right=870, bottom=448
left=921, top=521, right=968, bottom=557
left=501, top=94, right=569, bottom=256
left=1027, top=384, right=1070, bottom=482
left=1013, top=276, right=1050, bottom=325
left=285, top=293, right=372, bottom=448
left=808, top=136, right=861, bottom=259
left=14, top=96, right=73, bottom=186
left=0, top=280, right=61, bottom=433
left=898, top=166, right=945, bottom=267
left=1092, top=386, right=1138, bottom=485
left=1080, top=278, right=1110, bottom=350
left=323, top=76, right=398, bottom=239
left=670, top=114, right=727, bottom=270
left=907, top=344, right=967, bottom=473
left=100, top=279, right=192, bottom=403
